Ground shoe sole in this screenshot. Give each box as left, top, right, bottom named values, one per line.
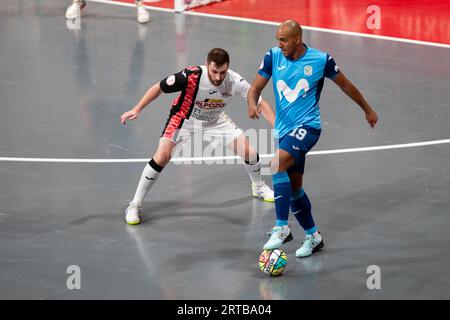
left=296, top=240, right=325, bottom=258
left=126, top=219, right=140, bottom=225
left=252, top=194, right=275, bottom=203
left=283, top=232, right=294, bottom=244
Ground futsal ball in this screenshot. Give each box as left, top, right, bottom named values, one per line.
left=259, top=249, right=287, bottom=276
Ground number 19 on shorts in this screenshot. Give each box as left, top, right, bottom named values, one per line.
left=288, top=128, right=307, bottom=141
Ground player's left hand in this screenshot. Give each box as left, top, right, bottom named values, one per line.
left=365, top=110, right=378, bottom=128
left=248, top=105, right=261, bottom=120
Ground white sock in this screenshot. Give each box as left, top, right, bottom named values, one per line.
left=244, top=154, right=263, bottom=186
left=131, top=160, right=162, bottom=206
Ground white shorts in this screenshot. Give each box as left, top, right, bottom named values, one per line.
left=162, top=117, right=243, bottom=147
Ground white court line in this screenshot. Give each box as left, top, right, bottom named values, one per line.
left=182, top=12, right=450, bottom=49
left=1, top=139, right=449, bottom=163
left=87, top=0, right=450, bottom=48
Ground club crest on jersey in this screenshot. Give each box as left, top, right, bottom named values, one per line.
left=166, top=75, right=175, bottom=86
left=304, top=66, right=313, bottom=76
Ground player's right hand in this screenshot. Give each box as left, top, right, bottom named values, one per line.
left=120, top=109, right=139, bottom=124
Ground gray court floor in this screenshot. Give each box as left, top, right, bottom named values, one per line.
left=1, top=0, right=450, bottom=299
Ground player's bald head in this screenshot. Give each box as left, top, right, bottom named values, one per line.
left=278, top=19, right=302, bottom=40
left=276, top=20, right=304, bottom=58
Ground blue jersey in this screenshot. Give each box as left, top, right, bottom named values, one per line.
left=258, top=45, right=339, bottom=138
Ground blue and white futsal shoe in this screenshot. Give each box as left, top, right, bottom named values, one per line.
left=295, top=233, right=324, bottom=258
left=125, top=203, right=141, bottom=225
left=263, top=225, right=293, bottom=250
left=252, top=181, right=275, bottom=202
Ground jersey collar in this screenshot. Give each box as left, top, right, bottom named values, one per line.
left=288, top=43, right=308, bottom=62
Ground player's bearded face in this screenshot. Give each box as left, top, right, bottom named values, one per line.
left=276, top=29, right=298, bottom=58
left=207, top=62, right=229, bottom=86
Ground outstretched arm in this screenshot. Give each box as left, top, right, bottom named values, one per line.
left=332, top=72, right=378, bottom=128
left=120, top=82, right=163, bottom=124
left=247, top=74, right=270, bottom=120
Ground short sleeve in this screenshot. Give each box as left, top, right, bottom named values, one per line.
left=324, top=54, right=340, bottom=80
left=257, top=49, right=273, bottom=79
left=233, top=72, right=251, bottom=99
left=230, top=70, right=262, bottom=104
left=159, top=69, right=188, bottom=93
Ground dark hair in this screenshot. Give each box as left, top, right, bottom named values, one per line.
left=207, top=48, right=230, bottom=66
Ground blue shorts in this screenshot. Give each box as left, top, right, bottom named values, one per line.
left=277, top=126, right=321, bottom=174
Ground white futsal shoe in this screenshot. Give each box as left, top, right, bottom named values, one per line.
left=263, top=225, right=293, bottom=250
left=65, top=0, right=86, bottom=20
left=136, top=1, right=150, bottom=23
left=125, top=203, right=141, bottom=225
left=295, top=233, right=324, bottom=258
left=252, top=182, right=275, bottom=202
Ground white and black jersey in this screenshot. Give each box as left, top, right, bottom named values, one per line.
left=159, top=65, right=254, bottom=140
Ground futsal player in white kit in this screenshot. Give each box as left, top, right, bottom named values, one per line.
left=120, top=48, right=275, bottom=225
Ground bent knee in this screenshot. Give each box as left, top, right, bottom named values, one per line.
left=153, top=151, right=172, bottom=167
left=270, top=158, right=290, bottom=174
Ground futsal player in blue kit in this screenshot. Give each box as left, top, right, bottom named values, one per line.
left=247, top=20, right=379, bottom=257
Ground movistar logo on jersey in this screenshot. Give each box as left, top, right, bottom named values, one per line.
left=276, top=78, right=310, bottom=103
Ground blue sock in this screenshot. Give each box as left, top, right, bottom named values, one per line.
left=291, top=188, right=317, bottom=235
left=272, top=172, right=292, bottom=226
